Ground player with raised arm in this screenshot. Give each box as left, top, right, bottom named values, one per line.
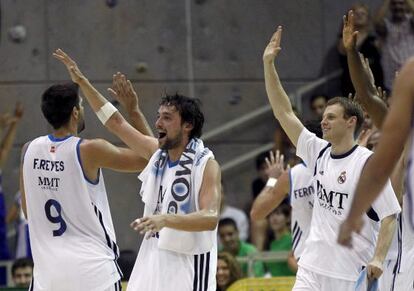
left=54, top=49, right=221, bottom=291
left=263, top=26, right=400, bottom=290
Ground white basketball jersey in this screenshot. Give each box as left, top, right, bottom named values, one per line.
left=289, top=163, right=314, bottom=259
left=296, top=128, right=401, bottom=281
left=23, top=135, right=121, bottom=291
left=128, top=159, right=217, bottom=291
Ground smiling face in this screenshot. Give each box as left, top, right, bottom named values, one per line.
left=155, top=105, right=191, bottom=150
left=218, top=224, right=240, bottom=255
left=216, top=259, right=231, bottom=288
left=321, top=104, right=356, bottom=143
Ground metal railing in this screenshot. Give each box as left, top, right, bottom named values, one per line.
left=236, top=250, right=291, bottom=278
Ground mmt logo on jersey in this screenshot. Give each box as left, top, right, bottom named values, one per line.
left=38, top=176, right=60, bottom=191
left=316, top=180, right=349, bottom=215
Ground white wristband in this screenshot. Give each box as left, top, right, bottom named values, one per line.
left=96, top=102, right=117, bottom=125
left=266, top=177, right=277, bottom=187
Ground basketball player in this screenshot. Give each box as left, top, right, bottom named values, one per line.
left=263, top=26, right=400, bottom=290
left=21, top=83, right=149, bottom=291
left=338, top=52, right=414, bottom=291
left=54, top=49, right=221, bottom=291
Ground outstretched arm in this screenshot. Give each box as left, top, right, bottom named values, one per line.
left=343, top=10, right=388, bottom=129
left=338, top=58, right=414, bottom=246
left=131, top=159, right=221, bottom=236
left=53, top=49, right=158, bottom=160
left=263, top=26, right=304, bottom=147
left=80, top=139, right=149, bottom=178
left=250, top=150, right=289, bottom=220
left=0, top=102, right=23, bottom=168
left=108, top=72, right=154, bottom=137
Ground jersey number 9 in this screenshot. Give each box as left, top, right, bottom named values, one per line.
left=44, top=199, right=67, bottom=236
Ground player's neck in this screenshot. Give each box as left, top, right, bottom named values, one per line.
left=167, top=137, right=191, bottom=162
left=52, top=126, right=77, bottom=139
left=331, top=137, right=357, bottom=156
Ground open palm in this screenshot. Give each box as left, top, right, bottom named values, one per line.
left=263, top=26, right=283, bottom=63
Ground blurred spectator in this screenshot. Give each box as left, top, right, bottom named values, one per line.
left=11, top=257, right=33, bottom=288
left=7, top=191, right=31, bottom=259
left=375, top=0, right=414, bottom=90
left=0, top=103, right=23, bottom=262
left=265, top=205, right=295, bottom=276
left=220, top=183, right=249, bottom=242
left=338, top=3, right=384, bottom=96
left=309, top=94, right=328, bottom=120
left=216, top=252, right=242, bottom=291
left=117, top=250, right=137, bottom=281
left=218, top=218, right=265, bottom=277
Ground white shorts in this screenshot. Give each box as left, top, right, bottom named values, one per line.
left=293, top=267, right=356, bottom=291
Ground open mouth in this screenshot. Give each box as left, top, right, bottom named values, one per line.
left=158, top=132, right=167, bottom=139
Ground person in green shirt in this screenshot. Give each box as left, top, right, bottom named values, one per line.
left=218, top=218, right=265, bottom=277
left=266, top=203, right=295, bottom=276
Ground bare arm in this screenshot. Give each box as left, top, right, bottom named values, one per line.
left=250, top=171, right=290, bottom=221
left=263, top=26, right=304, bottom=147
left=0, top=102, right=23, bottom=168
left=108, top=72, right=154, bottom=137
left=80, top=139, right=149, bottom=181
left=343, top=11, right=388, bottom=129
left=131, top=159, right=221, bottom=235
left=338, top=58, right=414, bottom=245
left=367, top=215, right=397, bottom=279
left=53, top=49, right=158, bottom=160
left=6, top=203, right=19, bottom=224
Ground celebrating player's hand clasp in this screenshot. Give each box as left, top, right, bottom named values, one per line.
left=131, top=215, right=166, bottom=239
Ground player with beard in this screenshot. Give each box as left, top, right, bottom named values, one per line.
left=54, top=49, right=221, bottom=291
left=21, top=82, right=149, bottom=291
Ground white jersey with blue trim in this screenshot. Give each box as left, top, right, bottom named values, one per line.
left=23, top=135, right=121, bottom=291
left=296, top=128, right=401, bottom=282
left=289, top=163, right=314, bottom=259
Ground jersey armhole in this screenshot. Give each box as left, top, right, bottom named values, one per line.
left=76, top=139, right=100, bottom=185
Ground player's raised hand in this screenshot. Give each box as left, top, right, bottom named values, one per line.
left=108, top=72, right=139, bottom=113
left=13, top=101, right=24, bottom=120
left=265, top=150, right=286, bottom=179
left=337, top=218, right=364, bottom=247
left=367, top=258, right=383, bottom=280
left=53, top=49, right=86, bottom=84
left=263, top=26, right=283, bottom=63
left=356, top=128, right=373, bottom=148
left=342, top=10, right=358, bottom=52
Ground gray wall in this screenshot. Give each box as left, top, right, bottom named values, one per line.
left=0, top=0, right=381, bottom=252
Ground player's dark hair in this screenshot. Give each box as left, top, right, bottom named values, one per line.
left=218, top=218, right=238, bottom=231
left=159, top=94, right=204, bottom=139
left=11, top=258, right=33, bottom=276
left=41, top=82, right=80, bottom=129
